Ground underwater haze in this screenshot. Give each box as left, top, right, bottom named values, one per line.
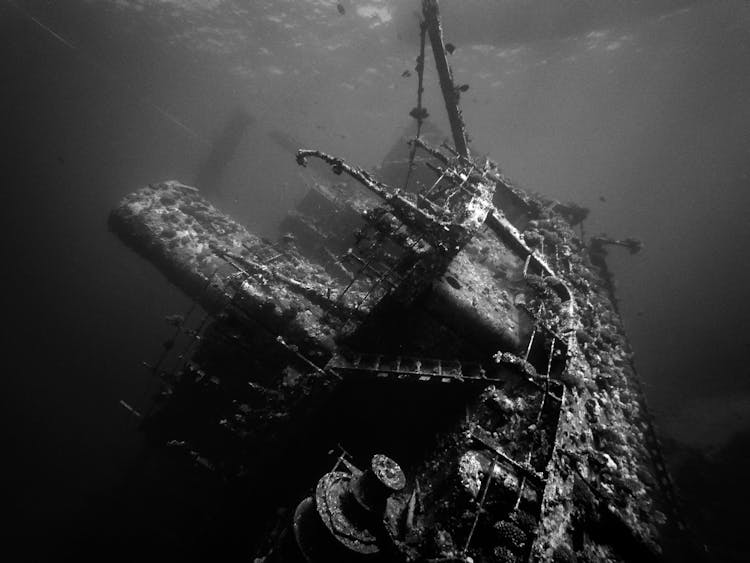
left=3, top=0, right=749, bottom=560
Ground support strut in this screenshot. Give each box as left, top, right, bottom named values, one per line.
left=422, top=0, right=469, bottom=158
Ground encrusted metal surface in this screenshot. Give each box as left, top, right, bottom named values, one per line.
left=315, top=472, right=380, bottom=555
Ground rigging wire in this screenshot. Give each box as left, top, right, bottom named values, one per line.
left=6, top=0, right=210, bottom=146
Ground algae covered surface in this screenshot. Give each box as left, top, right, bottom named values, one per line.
left=109, top=151, right=681, bottom=561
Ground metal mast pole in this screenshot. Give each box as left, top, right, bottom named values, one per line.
left=422, top=0, right=469, bottom=158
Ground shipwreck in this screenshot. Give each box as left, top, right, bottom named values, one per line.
left=109, top=2, right=696, bottom=561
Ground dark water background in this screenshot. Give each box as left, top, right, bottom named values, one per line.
left=2, top=0, right=748, bottom=560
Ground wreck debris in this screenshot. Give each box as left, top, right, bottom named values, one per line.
left=328, top=352, right=487, bottom=385
left=292, top=454, right=406, bottom=559
left=108, top=1, right=695, bottom=561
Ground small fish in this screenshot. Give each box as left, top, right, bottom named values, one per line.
left=337, top=3, right=345, bottom=15
left=599, top=195, right=607, bottom=202
left=457, top=84, right=470, bottom=93
left=401, top=69, right=412, bottom=78
left=445, top=43, right=456, bottom=54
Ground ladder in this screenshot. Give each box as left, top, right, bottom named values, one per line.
left=326, top=353, right=488, bottom=386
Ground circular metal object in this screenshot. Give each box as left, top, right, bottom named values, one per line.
left=351, top=455, right=406, bottom=514
left=315, top=471, right=380, bottom=555
left=371, top=455, right=406, bottom=492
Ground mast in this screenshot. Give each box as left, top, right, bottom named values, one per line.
left=421, top=0, right=469, bottom=158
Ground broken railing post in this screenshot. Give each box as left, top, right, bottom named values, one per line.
left=422, top=0, right=469, bottom=159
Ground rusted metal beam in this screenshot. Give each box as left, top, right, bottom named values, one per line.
left=296, top=148, right=461, bottom=251
left=422, top=0, right=469, bottom=158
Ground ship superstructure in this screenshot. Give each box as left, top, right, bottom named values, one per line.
left=110, top=2, right=690, bottom=561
